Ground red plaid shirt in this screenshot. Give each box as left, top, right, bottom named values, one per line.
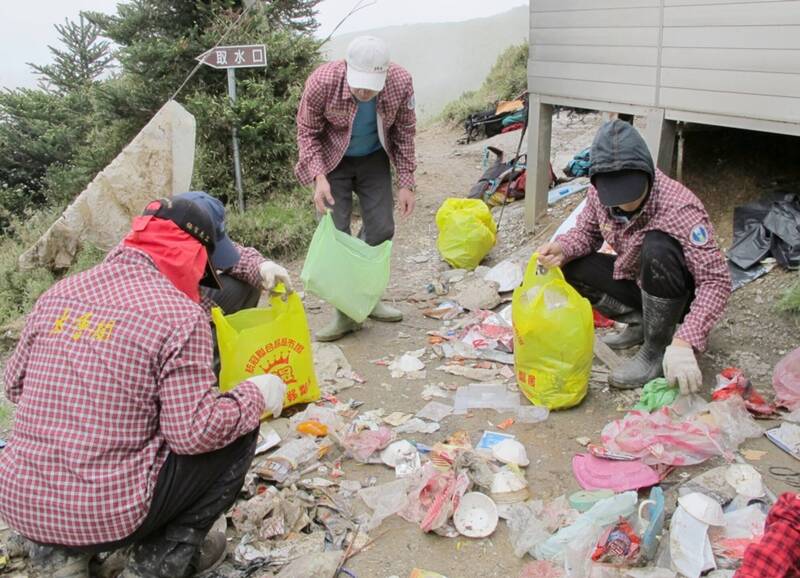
left=0, top=246, right=265, bottom=546
left=557, top=170, right=731, bottom=351
left=295, top=60, right=417, bottom=189
left=736, top=493, right=800, bottom=578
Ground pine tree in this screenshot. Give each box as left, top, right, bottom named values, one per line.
left=28, top=14, right=113, bottom=94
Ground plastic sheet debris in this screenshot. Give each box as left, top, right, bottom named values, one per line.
left=399, top=463, right=470, bottom=533
left=381, top=440, right=422, bottom=478
left=358, top=477, right=411, bottom=531
left=484, top=260, right=524, bottom=292
left=476, top=431, right=515, bottom=455
left=724, top=464, right=765, bottom=498
left=453, top=383, right=521, bottom=414
left=765, top=422, right=800, bottom=459
left=572, top=453, right=660, bottom=492
left=342, top=427, right=394, bottom=463
left=678, top=492, right=725, bottom=526
left=437, top=364, right=503, bottom=382
left=256, top=437, right=323, bottom=483
left=423, top=301, right=464, bottom=321
left=712, top=367, right=774, bottom=416
left=591, top=518, right=641, bottom=564
left=389, top=354, right=426, bottom=379
left=453, top=492, right=498, bottom=538
left=507, top=501, right=553, bottom=558
left=492, top=438, right=529, bottom=466
left=415, top=401, right=454, bottom=422
left=710, top=504, right=766, bottom=563
left=601, top=397, right=762, bottom=466
left=255, top=428, right=282, bottom=455
left=383, top=411, right=414, bottom=427
left=669, top=505, right=716, bottom=578
left=313, top=342, right=363, bottom=393
left=569, top=490, right=615, bottom=513
left=421, top=383, right=452, bottom=401
left=773, top=347, right=800, bottom=410
left=517, top=405, right=550, bottom=423
left=634, top=378, right=679, bottom=412
left=288, top=404, right=345, bottom=433
left=394, top=418, right=441, bottom=435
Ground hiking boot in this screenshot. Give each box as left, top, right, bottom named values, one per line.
left=316, top=310, right=362, bottom=342
left=368, top=301, right=403, bottom=322
left=28, top=544, right=91, bottom=578
left=120, top=530, right=225, bottom=578
left=609, top=291, right=688, bottom=389
left=594, top=294, right=644, bottom=350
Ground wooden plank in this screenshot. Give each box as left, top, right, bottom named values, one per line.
left=665, top=2, right=800, bottom=26
left=525, top=96, right=554, bottom=233
left=660, top=87, right=800, bottom=123
left=662, top=26, right=800, bottom=50
left=534, top=0, right=659, bottom=10
left=661, top=67, right=800, bottom=99
left=532, top=45, right=659, bottom=66
left=662, top=47, right=800, bottom=75
left=533, top=7, right=659, bottom=27
left=538, top=94, right=656, bottom=116
left=665, top=108, right=800, bottom=137
left=531, top=76, right=658, bottom=106
left=529, top=61, right=657, bottom=86
left=532, top=27, right=660, bottom=47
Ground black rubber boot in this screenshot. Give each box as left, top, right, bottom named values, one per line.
left=120, top=528, right=224, bottom=578
left=609, top=291, right=688, bottom=389
left=594, top=294, right=644, bottom=350
left=27, top=543, right=91, bottom=578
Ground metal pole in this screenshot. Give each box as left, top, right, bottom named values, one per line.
left=227, top=68, right=245, bottom=212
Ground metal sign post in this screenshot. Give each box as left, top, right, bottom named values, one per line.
left=196, top=44, right=268, bottom=212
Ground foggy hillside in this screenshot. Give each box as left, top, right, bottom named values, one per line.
left=324, top=5, right=529, bottom=120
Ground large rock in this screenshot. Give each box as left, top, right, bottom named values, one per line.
left=20, top=100, right=196, bottom=270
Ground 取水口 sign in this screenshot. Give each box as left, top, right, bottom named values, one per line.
left=196, top=44, right=267, bottom=69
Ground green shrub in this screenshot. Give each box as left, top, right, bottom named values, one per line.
left=225, top=189, right=315, bottom=260
left=779, top=274, right=800, bottom=313
left=441, top=43, right=528, bottom=125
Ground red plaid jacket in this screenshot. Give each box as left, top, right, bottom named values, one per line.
left=557, top=170, right=731, bottom=351
left=736, top=493, right=800, bottom=578
left=295, top=60, right=417, bottom=189
left=0, top=246, right=265, bottom=546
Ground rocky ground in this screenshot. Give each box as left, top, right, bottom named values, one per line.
left=2, top=114, right=800, bottom=577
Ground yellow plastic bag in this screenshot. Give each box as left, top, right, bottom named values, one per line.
left=512, top=255, right=593, bottom=410
left=436, top=198, right=497, bottom=270
left=212, top=291, right=320, bottom=409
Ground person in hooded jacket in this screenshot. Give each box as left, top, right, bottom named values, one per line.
left=536, top=120, right=731, bottom=392
left=0, top=197, right=288, bottom=578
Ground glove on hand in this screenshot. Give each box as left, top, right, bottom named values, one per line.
left=663, top=345, right=702, bottom=395
left=248, top=373, right=287, bottom=418
left=259, top=261, right=293, bottom=293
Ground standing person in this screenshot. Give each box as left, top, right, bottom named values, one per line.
left=295, top=35, right=417, bottom=341
left=536, top=120, right=730, bottom=392
left=0, top=197, right=287, bottom=578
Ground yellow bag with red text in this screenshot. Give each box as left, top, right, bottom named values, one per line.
left=212, top=291, right=319, bottom=408
left=512, top=254, right=593, bottom=410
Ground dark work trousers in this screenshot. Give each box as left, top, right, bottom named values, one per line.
left=73, top=429, right=258, bottom=554
left=327, top=148, right=395, bottom=247
left=562, top=230, right=695, bottom=312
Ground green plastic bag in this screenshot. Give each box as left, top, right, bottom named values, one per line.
left=633, top=378, right=679, bottom=412
left=436, top=198, right=497, bottom=270
left=512, top=254, right=593, bottom=410
left=301, top=212, right=392, bottom=323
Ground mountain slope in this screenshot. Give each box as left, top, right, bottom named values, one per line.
left=324, top=6, right=528, bottom=120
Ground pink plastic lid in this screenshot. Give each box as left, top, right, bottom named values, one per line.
left=572, top=453, right=660, bottom=492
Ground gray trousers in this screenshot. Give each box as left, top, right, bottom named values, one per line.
left=327, top=148, right=394, bottom=247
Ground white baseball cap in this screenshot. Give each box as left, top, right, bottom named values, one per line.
left=346, top=36, right=390, bottom=92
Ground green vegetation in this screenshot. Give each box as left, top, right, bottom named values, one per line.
left=779, top=275, right=800, bottom=313
left=0, top=0, right=321, bottom=327
left=440, top=43, right=528, bottom=125
left=0, top=400, right=12, bottom=432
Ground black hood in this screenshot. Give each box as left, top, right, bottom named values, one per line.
left=589, top=120, right=655, bottom=184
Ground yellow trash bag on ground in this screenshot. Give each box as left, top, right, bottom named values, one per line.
left=436, top=198, right=497, bottom=270
left=212, top=290, right=319, bottom=408
left=512, top=255, right=593, bottom=410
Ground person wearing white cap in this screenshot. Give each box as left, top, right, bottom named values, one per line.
left=295, top=35, right=417, bottom=341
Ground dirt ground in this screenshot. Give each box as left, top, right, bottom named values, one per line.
left=2, top=116, right=800, bottom=577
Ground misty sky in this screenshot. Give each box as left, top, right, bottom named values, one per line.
left=0, top=0, right=527, bottom=89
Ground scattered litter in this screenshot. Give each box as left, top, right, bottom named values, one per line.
left=484, top=260, right=523, bottom=292
left=492, top=438, right=529, bottom=467
left=437, top=364, right=503, bottom=382
left=712, top=367, right=774, bottom=416
left=453, top=492, right=499, bottom=538
left=591, top=518, right=641, bottom=564
left=634, top=378, right=679, bottom=412
left=765, top=422, right=800, bottom=460
left=548, top=181, right=589, bottom=205
left=274, top=550, right=342, bottom=578
left=518, top=561, right=564, bottom=578
left=670, top=504, right=716, bottom=578
left=389, top=354, right=426, bottom=379
left=359, top=478, right=411, bottom=531
left=741, top=449, right=767, bottom=461
left=710, top=504, right=766, bottom=563
left=724, top=464, right=765, bottom=498
left=423, top=301, right=464, bottom=321
left=342, top=427, right=395, bottom=463
left=409, top=570, right=448, bottom=578
left=421, top=383, right=452, bottom=401
left=415, top=401, right=454, bottom=422
left=572, top=453, right=660, bottom=492
left=313, top=342, right=363, bottom=393
left=568, top=490, right=615, bottom=513
left=678, top=492, right=725, bottom=526
left=383, top=411, right=414, bottom=427
left=516, top=405, right=550, bottom=423
left=296, top=421, right=328, bottom=437
left=575, top=437, right=591, bottom=447
left=394, top=418, right=441, bottom=435
left=497, top=417, right=515, bottom=430
left=255, top=428, right=282, bottom=455
left=256, top=437, right=323, bottom=483
left=773, top=347, right=800, bottom=410
left=453, top=383, right=521, bottom=414
left=381, top=440, right=422, bottom=478
left=476, top=431, right=515, bottom=455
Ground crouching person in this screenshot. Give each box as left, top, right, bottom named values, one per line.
left=536, top=120, right=731, bottom=393
left=0, top=197, right=287, bottom=578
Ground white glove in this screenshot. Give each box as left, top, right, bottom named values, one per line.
left=259, top=261, right=293, bottom=293
left=248, top=374, right=287, bottom=418
left=663, top=345, right=703, bottom=395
